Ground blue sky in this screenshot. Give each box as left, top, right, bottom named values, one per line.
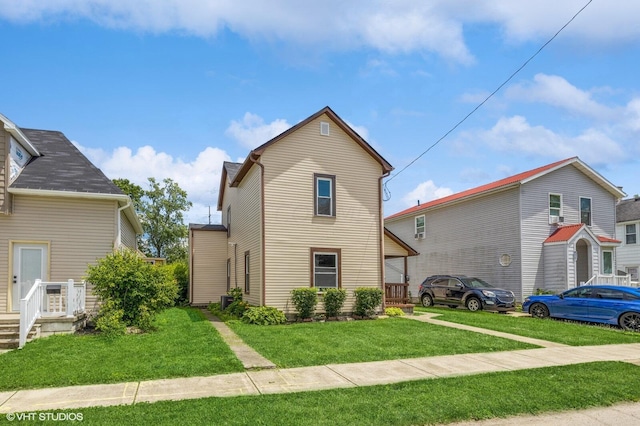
left=2, top=1, right=639, bottom=224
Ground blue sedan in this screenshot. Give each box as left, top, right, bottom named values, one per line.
left=523, top=285, right=640, bottom=331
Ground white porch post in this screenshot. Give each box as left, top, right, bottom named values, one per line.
left=65, top=279, right=75, bottom=317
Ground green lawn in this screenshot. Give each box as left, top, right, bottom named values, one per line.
left=228, top=317, right=535, bottom=368
left=40, top=362, right=640, bottom=425
left=415, top=306, right=640, bottom=345
left=0, top=308, right=243, bottom=391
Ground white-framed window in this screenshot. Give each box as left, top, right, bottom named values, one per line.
left=311, top=248, right=340, bottom=290
left=580, top=197, right=592, bottom=226
left=626, top=224, right=637, bottom=245
left=549, top=193, right=562, bottom=223
left=226, top=258, right=231, bottom=292
left=602, top=250, right=613, bottom=275
left=414, top=215, right=425, bottom=238
left=320, top=121, right=330, bottom=136
left=627, top=266, right=639, bottom=281
left=314, top=174, right=335, bottom=217
left=244, top=251, right=250, bottom=294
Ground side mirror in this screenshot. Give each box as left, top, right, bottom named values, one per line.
left=558, top=293, right=564, bottom=299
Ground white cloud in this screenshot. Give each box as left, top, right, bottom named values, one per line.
left=476, top=115, right=625, bottom=166
left=74, top=141, right=230, bottom=224
left=506, top=74, right=615, bottom=119
left=225, top=112, right=291, bottom=150
left=402, top=180, right=453, bottom=207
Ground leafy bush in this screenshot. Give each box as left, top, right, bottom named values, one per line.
left=242, top=306, right=287, bottom=325
left=353, top=287, right=383, bottom=317
left=291, top=288, right=318, bottom=319
left=94, top=300, right=126, bottom=336
left=228, top=286, right=243, bottom=301
left=384, top=307, right=405, bottom=317
left=323, top=288, right=347, bottom=317
left=161, top=261, right=189, bottom=304
left=226, top=300, right=251, bottom=317
left=535, top=288, right=557, bottom=295
left=85, top=249, right=178, bottom=332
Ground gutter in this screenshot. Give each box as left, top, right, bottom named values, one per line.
left=248, top=152, right=266, bottom=307
left=379, top=169, right=392, bottom=307
left=115, top=199, right=132, bottom=250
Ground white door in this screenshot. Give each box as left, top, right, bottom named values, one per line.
left=11, top=244, right=48, bottom=312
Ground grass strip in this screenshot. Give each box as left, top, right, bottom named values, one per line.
left=0, top=308, right=244, bottom=391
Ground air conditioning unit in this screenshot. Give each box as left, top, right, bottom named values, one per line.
left=550, top=216, right=561, bottom=224
left=414, top=232, right=425, bottom=239
left=558, top=216, right=564, bottom=223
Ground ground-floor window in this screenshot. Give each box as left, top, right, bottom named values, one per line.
left=310, top=247, right=341, bottom=290
left=226, top=258, right=231, bottom=291
left=244, top=251, right=250, bottom=294
left=627, top=266, right=639, bottom=281
left=601, top=250, right=613, bottom=275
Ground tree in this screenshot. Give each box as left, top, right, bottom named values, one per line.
left=112, top=178, right=145, bottom=214
left=140, top=177, right=192, bottom=262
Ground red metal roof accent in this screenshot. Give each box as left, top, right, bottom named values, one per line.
left=544, top=224, right=584, bottom=243
left=386, top=157, right=577, bottom=220
left=598, top=235, right=621, bottom=244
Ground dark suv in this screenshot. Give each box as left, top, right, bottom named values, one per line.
left=418, top=275, right=515, bottom=312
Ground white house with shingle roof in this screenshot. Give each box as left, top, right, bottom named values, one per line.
left=616, top=196, right=640, bottom=283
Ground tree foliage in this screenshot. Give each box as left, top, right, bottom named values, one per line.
left=112, top=178, right=144, bottom=214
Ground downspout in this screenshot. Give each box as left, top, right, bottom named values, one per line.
left=379, top=170, right=391, bottom=308
left=115, top=200, right=132, bottom=250
left=248, top=153, right=266, bottom=306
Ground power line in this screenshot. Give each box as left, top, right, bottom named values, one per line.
left=383, top=0, right=594, bottom=196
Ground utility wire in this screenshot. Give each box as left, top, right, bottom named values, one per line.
left=383, top=0, right=593, bottom=199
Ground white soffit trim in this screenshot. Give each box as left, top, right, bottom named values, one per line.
left=8, top=187, right=129, bottom=202
left=0, top=112, right=40, bottom=156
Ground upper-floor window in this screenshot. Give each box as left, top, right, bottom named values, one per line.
left=580, top=197, right=592, bottom=226
left=626, top=224, right=637, bottom=245
left=549, top=193, right=562, bottom=223
left=311, top=248, right=341, bottom=290
left=415, top=215, right=425, bottom=238
left=226, top=206, right=231, bottom=237
left=314, top=174, right=336, bottom=217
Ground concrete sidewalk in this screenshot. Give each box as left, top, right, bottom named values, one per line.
left=1, top=343, right=640, bottom=414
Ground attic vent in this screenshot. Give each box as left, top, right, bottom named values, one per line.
left=320, top=121, right=330, bottom=136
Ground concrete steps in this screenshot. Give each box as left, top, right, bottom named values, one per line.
left=0, top=319, right=39, bottom=350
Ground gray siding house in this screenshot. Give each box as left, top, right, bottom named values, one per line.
left=616, top=196, right=640, bottom=283
left=385, top=157, right=625, bottom=301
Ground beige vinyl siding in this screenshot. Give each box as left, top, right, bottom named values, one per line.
left=386, top=187, right=522, bottom=299
left=221, top=165, right=262, bottom=306
left=0, top=128, right=7, bottom=213
left=0, top=195, right=117, bottom=313
left=189, top=229, right=228, bottom=305
left=261, top=114, right=383, bottom=313
left=119, top=210, right=137, bottom=249
left=384, top=233, right=409, bottom=257
left=520, top=164, right=619, bottom=296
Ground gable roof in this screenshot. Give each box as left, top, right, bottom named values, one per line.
left=544, top=223, right=620, bottom=245
left=617, top=197, right=640, bottom=223
left=10, top=128, right=124, bottom=196
left=384, top=227, right=419, bottom=257
left=387, top=157, right=626, bottom=221
left=217, top=107, right=393, bottom=210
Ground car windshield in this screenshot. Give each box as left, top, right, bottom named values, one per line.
left=462, top=278, right=494, bottom=288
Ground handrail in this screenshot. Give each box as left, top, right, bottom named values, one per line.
left=584, top=274, right=632, bottom=286
left=19, top=279, right=44, bottom=349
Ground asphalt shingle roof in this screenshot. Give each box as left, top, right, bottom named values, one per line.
left=10, top=128, right=123, bottom=195
left=223, top=162, right=242, bottom=183
left=617, top=197, right=640, bottom=222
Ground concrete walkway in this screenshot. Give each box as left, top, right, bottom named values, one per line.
left=1, top=313, right=640, bottom=425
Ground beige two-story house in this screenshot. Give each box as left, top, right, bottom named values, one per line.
left=0, top=113, right=142, bottom=316
left=189, top=107, right=416, bottom=313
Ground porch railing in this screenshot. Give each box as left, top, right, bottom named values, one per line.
left=384, top=283, right=411, bottom=305
left=584, top=274, right=632, bottom=286
left=19, top=279, right=86, bottom=348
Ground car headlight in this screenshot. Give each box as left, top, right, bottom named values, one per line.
left=481, top=290, right=496, bottom=298
left=524, top=297, right=530, bottom=303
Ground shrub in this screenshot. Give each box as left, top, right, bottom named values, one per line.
left=85, top=249, right=178, bottom=332
left=228, top=287, right=243, bottom=302
left=291, top=287, right=318, bottom=319
left=225, top=300, right=250, bottom=317
left=535, top=288, right=557, bottom=295
left=384, top=307, right=405, bottom=317
left=322, top=288, right=347, bottom=317
left=94, top=300, right=126, bottom=336
left=242, top=306, right=287, bottom=325
left=161, top=261, right=189, bottom=304
left=353, top=287, right=383, bottom=317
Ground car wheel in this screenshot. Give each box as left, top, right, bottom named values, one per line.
left=529, top=303, right=550, bottom=319
left=466, top=297, right=481, bottom=312
left=421, top=294, right=434, bottom=308
left=619, top=312, right=640, bottom=332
